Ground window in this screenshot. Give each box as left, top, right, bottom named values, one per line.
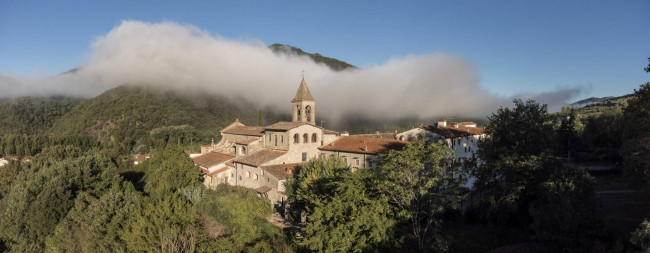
left=231, top=173, right=234, bottom=178
left=355, top=158, right=360, bottom=166
left=464, top=147, right=467, bottom=152
left=457, top=139, right=460, bottom=145
left=343, top=157, right=348, bottom=164
left=294, top=133, right=299, bottom=143
left=254, top=174, right=258, bottom=181
left=267, top=178, right=270, bottom=182
left=275, top=135, right=277, bottom=146
left=246, top=171, right=250, bottom=178
left=312, top=133, right=317, bottom=143
left=241, top=146, right=247, bottom=155
left=302, top=152, right=307, bottom=161
left=269, top=134, right=271, bottom=141
left=261, top=170, right=265, bottom=176
left=303, top=133, right=309, bottom=143
left=305, top=105, right=312, bottom=122
left=239, top=175, right=242, bottom=180
left=297, top=105, right=301, bottom=119
left=468, top=146, right=471, bottom=152
left=281, top=135, right=284, bottom=143
left=233, top=146, right=237, bottom=154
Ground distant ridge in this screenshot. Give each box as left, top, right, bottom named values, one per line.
left=570, top=96, right=614, bottom=108
left=269, top=43, right=357, bottom=71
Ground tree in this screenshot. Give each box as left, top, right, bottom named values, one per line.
left=144, top=144, right=203, bottom=195
left=197, top=184, right=290, bottom=252
left=557, top=109, right=583, bottom=160
left=285, top=155, right=348, bottom=212
left=258, top=109, right=265, bottom=126
left=45, top=182, right=142, bottom=252
left=123, top=144, right=205, bottom=252
left=621, top=58, right=650, bottom=193
left=528, top=162, right=600, bottom=252
left=297, top=167, right=394, bottom=252
left=375, top=137, right=465, bottom=251
left=472, top=99, right=556, bottom=225
left=631, top=219, right=650, bottom=252
left=0, top=153, right=118, bottom=252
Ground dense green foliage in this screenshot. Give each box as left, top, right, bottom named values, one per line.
left=376, top=138, right=465, bottom=250
left=472, top=99, right=602, bottom=252
left=0, top=147, right=119, bottom=252
left=269, top=44, right=357, bottom=71
left=288, top=156, right=395, bottom=252
left=48, top=85, right=282, bottom=154
left=0, top=96, right=80, bottom=135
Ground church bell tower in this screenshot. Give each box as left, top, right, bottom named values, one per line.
left=291, top=78, right=316, bottom=124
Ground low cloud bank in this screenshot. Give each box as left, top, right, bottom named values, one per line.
left=0, top=21, right=581, bottom=124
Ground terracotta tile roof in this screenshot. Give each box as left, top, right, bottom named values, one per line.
left=192, top=152, right=234, bottom=168
left=420, top=125, right=485, bottom=138
left=222, top=126, right=265, bottom=136
left=352, top=133, right=397, bottom=139
left=265, top=121, right=338, bottom=134
left=261, top=163, right=305, bottom=180
left=207, top=167, right=229, bottom=176
left=234, top=139, right=260, bottom=145
left=233, top=149, right=286, bottom=167
left=255, top=185, right=272, bottom=193
left=265, top=121, right=311, bottom=131
left=319, top=136, right=408, bottom=155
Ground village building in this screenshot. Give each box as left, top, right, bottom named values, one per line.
left=194, top=77, right=377, bottom=206
left=318, top=135, right=407, bottom=171
left=396, top=119, right=486, bottom=161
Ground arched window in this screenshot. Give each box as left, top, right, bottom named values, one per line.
left=303, top=133, right=309, bottom=143
left=296, top=105, right=301, bottom=120
left=305, top=105, right=312, bottom=122
left=311, top=133, right=317, bottom=143
left=294, top=133, right=299, bottom=143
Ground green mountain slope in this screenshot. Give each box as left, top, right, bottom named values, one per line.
left=0, top=97, right=81, bottom=135
left=557, top=94, right=633, bottom=118
left=269, top=43, right=357, bottom=71
left=49, top=85, right=283, bottom=153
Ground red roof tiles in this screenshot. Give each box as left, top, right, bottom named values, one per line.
left=233, top=149, right=286, bottom=167
left=193, top=152, right=234, bottom=168
left=319, top=136, right=408, bottom=155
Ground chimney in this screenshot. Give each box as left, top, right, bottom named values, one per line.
left=363, top=140, right=368, bottom=151
left=438, top=119, right=447, bottom=128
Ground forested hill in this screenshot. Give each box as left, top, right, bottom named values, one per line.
left=557, top=94, right=633, bottom=118
left=269, top=43, right=357, bottom=71
left=48, top=85, right=284, bottom=153
left=0, top=96, right=80, bottom=135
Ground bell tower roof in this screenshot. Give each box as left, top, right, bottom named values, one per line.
left=292, top=78, right=315, bottom=102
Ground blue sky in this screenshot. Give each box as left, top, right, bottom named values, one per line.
left=0, top=0, right=648, bottom=100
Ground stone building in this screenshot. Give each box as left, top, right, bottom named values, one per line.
left=193, top=78, right=340, bottom=206
left=396, top=119, right=486, bottom=161
left=318, top=136, right=407, bottom=171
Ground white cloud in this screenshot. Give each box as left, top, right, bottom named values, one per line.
left=0, top=20, right=581, bottom=123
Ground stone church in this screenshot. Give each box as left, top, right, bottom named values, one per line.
left=192, top=78, right=408, bottom=206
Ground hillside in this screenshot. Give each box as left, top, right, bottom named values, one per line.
left=571, top=96, right=614, bottom=108
left=557, top=94, right=633, bottom=118
left=269, top=43, right=357, bottom=71
left=49, top=85, right=284, bottom=153
left=0, top=96, right=81, bottom=135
